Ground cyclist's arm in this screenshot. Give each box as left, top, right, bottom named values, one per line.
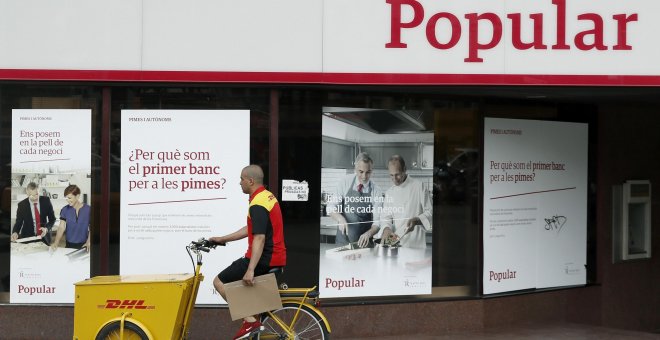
left=243, top=204, right=270, bottom=284
left=244, top=234, right=265, bottom=285
left=210, top=226, right=247, bottom=244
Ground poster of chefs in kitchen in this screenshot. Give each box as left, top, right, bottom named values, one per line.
left=319, top=107, right=434, bottom=298
left=10, top=109, right=92, bottom=303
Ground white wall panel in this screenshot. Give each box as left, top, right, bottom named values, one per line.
left=0, top=0, right=659, bottom=78
left=141, top=0, right=323, bottom=72
left=0, top=0, right=142, bottom=70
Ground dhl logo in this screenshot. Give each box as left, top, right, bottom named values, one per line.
left=98, top=299, right=156, bottom=310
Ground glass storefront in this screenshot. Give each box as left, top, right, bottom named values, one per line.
left=0, top=83, right=620, bottom=303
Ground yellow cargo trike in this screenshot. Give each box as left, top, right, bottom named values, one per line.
left=73, top=238, right=218, bottom=340
left=73, top=238, right=331, bottom=340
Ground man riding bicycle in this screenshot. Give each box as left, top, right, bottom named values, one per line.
left=210, top=164, right=287, bottom=339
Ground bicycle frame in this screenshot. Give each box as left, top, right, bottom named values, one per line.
left=263, top=286, right=331, bottom=337
left=178, top=248, right=205, bottom=339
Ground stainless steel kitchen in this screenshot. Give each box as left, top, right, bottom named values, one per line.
left=319, top=107, right=435, bottom=298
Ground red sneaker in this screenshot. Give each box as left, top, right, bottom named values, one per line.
left=233, top=320, right=263, bottom=339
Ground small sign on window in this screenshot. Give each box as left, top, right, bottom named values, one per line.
left=281, top=179, right=309, bottom=201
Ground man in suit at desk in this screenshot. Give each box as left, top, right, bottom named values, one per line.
left=10, top=182, right=56, bottom=243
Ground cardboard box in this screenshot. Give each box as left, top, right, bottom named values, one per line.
left=224, top=273, right=282, bottom=320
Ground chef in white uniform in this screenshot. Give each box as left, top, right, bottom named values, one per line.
left=378, top=155, right=432, bottom=249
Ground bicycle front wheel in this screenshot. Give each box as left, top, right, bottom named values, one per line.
left=258, top=302, right=329, bottom=340
left=95, top=320, right=149, bottom=340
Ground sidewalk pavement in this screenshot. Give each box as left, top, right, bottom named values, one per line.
left=335, top=322, right=660, bottom=339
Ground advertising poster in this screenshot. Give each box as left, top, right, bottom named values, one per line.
left=319, top=108, right=434, bottom=298
left=120, top=110, right=248, bottom=304
left=483, top=118, right=588, bottom=294
left=10, top=109, right=91, bottom=303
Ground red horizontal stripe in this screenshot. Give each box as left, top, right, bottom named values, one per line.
left=1, top=68, right=660, bottom=86
left=128, top=197, right=226, bottom=205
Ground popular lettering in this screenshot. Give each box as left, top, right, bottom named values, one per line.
left=17, top=285, right=56, bottom=295
left=386, top=0, right=638, bottom=62
left=325, top=277, right=365, bottom=290
left=489, top=269, right=517, bottom=282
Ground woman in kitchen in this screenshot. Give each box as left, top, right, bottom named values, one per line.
left=327, top=152, right=384, bottom=248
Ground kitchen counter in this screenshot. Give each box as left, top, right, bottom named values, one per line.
left=320, top=216, right=337, bottom=236
left=320, top=216, right=432, bottom=245
left=320, top=242, right=432, bottom=262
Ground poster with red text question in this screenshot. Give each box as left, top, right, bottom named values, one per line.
left=120, top=110, right=249, bottom=304
left=11, top=109, right=91, bottom=303
left=483, top=118, right=588, bottom=294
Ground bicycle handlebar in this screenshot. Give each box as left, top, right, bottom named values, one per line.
left=189, top=238, right=225, bottom=253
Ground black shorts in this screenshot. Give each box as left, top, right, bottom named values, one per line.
left=217, top=257, right=272, bottom=283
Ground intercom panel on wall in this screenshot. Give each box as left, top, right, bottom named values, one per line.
left=613, top=180, right=652, bottom=262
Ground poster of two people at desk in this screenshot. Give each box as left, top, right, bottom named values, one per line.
left=9, top=109, right=91, bottom=303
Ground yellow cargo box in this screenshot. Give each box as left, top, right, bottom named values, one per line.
left=73, top=273, right=200, bottom=340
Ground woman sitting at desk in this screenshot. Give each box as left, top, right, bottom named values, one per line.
left=51, top=184, right=90, bottom=251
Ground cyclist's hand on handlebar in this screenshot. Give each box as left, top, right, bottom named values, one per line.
left=208, top=237, right=226, bottom=246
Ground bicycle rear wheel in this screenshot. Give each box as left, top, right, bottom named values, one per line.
left=95, top=320, right=149, bottom=340
left=257, top=302, right=329, bottom=340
